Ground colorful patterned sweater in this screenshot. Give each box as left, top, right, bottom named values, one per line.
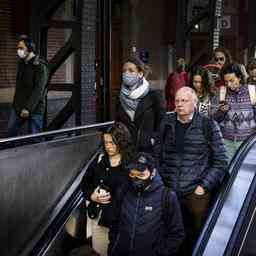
left=211, top=85, right=256, bottom=141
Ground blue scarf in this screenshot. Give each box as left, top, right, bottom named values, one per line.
left=120, top=77, right=150, bottom=121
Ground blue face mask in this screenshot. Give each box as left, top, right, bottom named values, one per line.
left=122, top=72, right=141, bottom=87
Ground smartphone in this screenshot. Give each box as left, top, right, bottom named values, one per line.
left=98, top=184, right=111, bottom=194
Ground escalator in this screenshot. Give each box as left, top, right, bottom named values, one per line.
left=193, top=133, right=256, bottom=256
left=2, top=124, right=256, bottom=256
left=26, top=132, right=256, bottom=256
left=34, top=132, right=256, bottom=256
left=0, top=122, right=114, bottom=256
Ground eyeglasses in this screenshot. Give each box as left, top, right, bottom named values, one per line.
left=214, top=57, right=224, bottom=62
left=174, top=99, right=191, bottom=104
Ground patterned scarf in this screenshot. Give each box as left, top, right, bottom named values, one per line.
left=120, top=77, right=150, bottom=121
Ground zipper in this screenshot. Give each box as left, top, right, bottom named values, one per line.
left=130, top=192, right=141, bottom=255
left=136, top=127, right=141, bottom=150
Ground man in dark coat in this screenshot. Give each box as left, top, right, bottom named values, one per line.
left=108, top=152, right=185, bottom=256
left=7, top=35, right=49, bottom=137
left=159, top=87, right=228, bottom=255
left=116, top=56, right=165, bottom=153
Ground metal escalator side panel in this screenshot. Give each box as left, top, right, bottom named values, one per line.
left=28, top=150, right=101, bottom=256
left=193, top=135, right=256, bottom=256
left=0, top=133, right=101, bottom=256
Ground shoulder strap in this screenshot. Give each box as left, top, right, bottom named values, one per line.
left=161, top=187, right=172, bottom=225
left=202, top=117, right=211, bottom=143
left=248, top=84, right=256, bottom=105
left=160, top=113, right=174, bottom=143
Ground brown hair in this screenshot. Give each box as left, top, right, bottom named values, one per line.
left=104, top=122, right=135, bottom=165
left=247, top=58, right=256, bottom=71
left=213, top=47, right=233, bottom=67
left=124, top=56, right=152, bottom=77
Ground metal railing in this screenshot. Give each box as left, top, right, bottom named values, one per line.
left=0, top=121, right=115, bottom=148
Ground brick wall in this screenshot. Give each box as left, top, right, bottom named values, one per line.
left=47, top=28, right=68, bottom=84
left=0, top=0, right=16, bottom=89
left=0, top=0, right=74, bottom=138
left=0, top=0, right=16, bottom=138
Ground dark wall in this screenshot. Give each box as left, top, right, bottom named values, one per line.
left=81, top=0, right=97, bottom=124
left=12, top=0, right=30, bottom=34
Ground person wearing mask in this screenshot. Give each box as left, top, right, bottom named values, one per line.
left=7, top=35, right=49, bottom=137
left=159, top=87, right=228, bottom=255
left=165, top=58, right=188, bottom=111
left=213, top=47, right=248, bottom=89
left=115, top=56, right=165, bottom=154
left=211, top=63, right=256, bottom=162
left=108, top=152, right=185, bottom=256
left=213, top=47, right=233, bottom=69
left=81, top=122, right=134, bottom=256
left=212, top=47, right=233, bottom=90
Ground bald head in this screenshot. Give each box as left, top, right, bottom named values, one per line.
left=175, top=87, right=198, bottom=121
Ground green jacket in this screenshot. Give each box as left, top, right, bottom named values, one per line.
left=13, top=55, right=49, bottom=115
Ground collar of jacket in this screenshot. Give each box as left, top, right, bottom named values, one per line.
left=165, top=111, right=201, bottom=131
left=98, top=151, right=125, bottom=169
left=22, top=55, right=42, bottom=66
left=133, top=90, right=154, bottom=121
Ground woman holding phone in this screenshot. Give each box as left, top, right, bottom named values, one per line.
left=81, top=122, right=134, bottom=255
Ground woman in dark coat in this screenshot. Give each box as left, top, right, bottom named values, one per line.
left=81, top=122, right=134, bottom=256
left=115, top=56, right=165, bottom=153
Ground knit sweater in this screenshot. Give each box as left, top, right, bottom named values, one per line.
left=211, top=85, right=256, bottom=141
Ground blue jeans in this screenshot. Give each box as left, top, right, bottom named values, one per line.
left=7, top=109, right=43, bottom=137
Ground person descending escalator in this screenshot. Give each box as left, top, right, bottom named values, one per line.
left=81, top=122, right=134, bottom=256
left=108, top=152, right=185, bottom=256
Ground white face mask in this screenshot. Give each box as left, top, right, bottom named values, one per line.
left=17, top=49, right=27, bottom=59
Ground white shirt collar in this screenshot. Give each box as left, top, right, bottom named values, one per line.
left=177, top=113, right=194, bottom=124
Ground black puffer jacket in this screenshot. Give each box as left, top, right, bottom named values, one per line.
left=108, top=173, right=185, bottom=256
left=159, top=112, right=228, bottom=195
left=116, top=90, right=165, bottom=153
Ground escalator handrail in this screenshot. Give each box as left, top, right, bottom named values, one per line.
left=19, top=148, right=102, bottom=256
left=193, top=132, right=256, bottom=255
left=0, top=121, right=115, bottom=144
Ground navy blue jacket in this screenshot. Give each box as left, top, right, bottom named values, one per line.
left=108, top=173, right=185, bottom=256
left=159, top=112, right=228, bottom=195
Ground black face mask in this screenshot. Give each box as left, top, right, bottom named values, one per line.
left=130, top=178, right=151, bottom=193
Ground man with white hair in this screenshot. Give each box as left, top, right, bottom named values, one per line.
left=159, top=86, right=228, bottom=255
